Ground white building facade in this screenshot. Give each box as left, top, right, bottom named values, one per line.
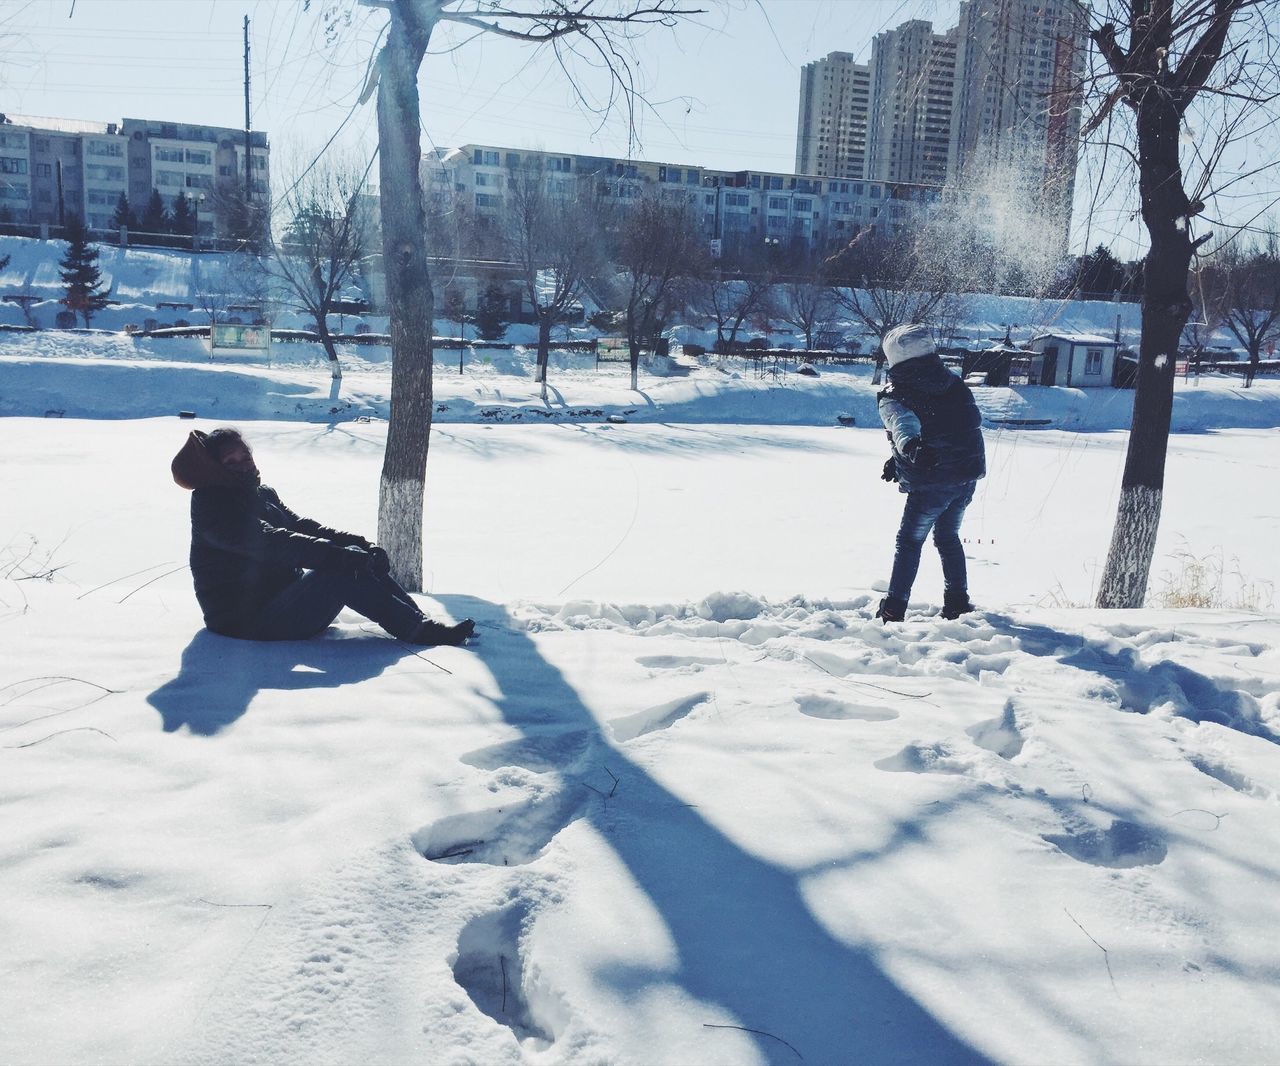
left=423, top=143, right=939, bottom=260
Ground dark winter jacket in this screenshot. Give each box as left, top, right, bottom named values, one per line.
left=878, top=353, right=986, bottom=492
left=172, top=432, right=367, bottom=636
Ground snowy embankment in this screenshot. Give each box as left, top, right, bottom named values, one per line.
left=2, top=417, right=1279, bottom=1064
left=3, top=330, right=1280, bottom=431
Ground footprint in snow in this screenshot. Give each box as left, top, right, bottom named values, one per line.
left=874, top=741, right=971, bottom=775
left=1042, top=818, right=1167, bottom=868
left=412, top=791, right=583, bottom=867
left=1185, top=753, right=1274, bottom=800
left=635, top=654, right=722, bottom=671
left=608, top=692, right=711, bottom=743
left=452, top=900, right=556, bottom=1050
left=795, top=693, right=898, bottom=722
left=966, top=698, right=1025, bottom=759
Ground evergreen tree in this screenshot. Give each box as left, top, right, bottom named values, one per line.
left=170, top=193, right=196, bottom=236
left=59, top=213, right=111, bottom=327
left=109, top=192, right=136, bottom=231
left=473, top=281, right=511, bottom=341
left=141, top=189, right=168, bottom=234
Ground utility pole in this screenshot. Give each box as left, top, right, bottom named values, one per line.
left=243, top=15, right=252, bottom=227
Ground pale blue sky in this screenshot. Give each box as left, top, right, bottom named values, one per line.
left=3, top=0, right=1273, bottom=254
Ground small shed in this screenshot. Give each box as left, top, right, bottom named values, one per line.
left=1028, top=332, right=1119, bottom=387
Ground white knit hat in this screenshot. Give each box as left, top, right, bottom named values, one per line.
left=883, top=324, right=935, bottom=367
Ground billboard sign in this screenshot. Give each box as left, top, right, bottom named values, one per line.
left=211, top=323, right=270, bottom=355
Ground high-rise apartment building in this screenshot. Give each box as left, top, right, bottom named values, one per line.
left=796, top=1, right=1086, bottom=225
left=794, top=52, right=870, bottom=180
left=948, top=0, right=1088, bottom=221
left=865, top=20, right=957, bottom=187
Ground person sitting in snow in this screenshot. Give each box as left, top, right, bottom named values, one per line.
left=171, top=427, right=474, bottom=646
left=875, top=323, right=986, bottom=623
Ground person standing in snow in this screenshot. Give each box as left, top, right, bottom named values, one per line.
left=875, top=324, right=986, bottom=623
left=171, top=427, right=474, bottom=646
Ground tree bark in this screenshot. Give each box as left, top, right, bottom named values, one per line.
left=374, top=2, right=435, bottom=592
left=315, top=313, right=343, bottom=380
left=536, top=312, right=552, bottom=385
left=1096, top=83, right=1192, bottom=608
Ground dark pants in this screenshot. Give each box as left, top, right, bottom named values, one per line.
left=240, top=568, right=425, bottom=641
left=887, top=481, right=976, bottom=602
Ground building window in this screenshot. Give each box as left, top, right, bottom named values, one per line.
left=0, top=132, right=28, bottom=150
left=186, top=173, right=212, bottom=189
left=475, top=172, right=493, bottom=187
left=155, top=169, right=184, bottom=187
left=475, top=193, right=501, bottom=208
left=794, top=198, right=812, bottom=213
left=725, top=192, right=750, bottom=207
left=186, top=149, right=212, bottom=165
left=505, top=152, right=520, bottom=167
left=0, top=182, right=29, bottom=200
left=0, top=157, right=28, bottom=175
left=768, top=196, right=788, bottom=211
left=85, top=163, right=125, bottom=182
left=86, top=141, right=123, bottom=157
left=36, top=163, right=51, bottom=177
left=687, top=170, right=700, bottom=185
left=155, top=147, right=184, bottom=163
left=1085, top=349, right=1103, bottom=375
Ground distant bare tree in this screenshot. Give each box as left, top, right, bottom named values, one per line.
left=314, top=0, right=704, bottom=589
left=262, top=156, right=371, bottom=380
left=692, top=247, right=777, bottom=351
left=778, top=274, right=839, bottom=351
left=1217, top=231, right=1280, bottom=388
left=504, top=161, right=606, bottom=398
left=616, top=194, right=707, bottom=389
left=827, top=226, right=956, bottom=379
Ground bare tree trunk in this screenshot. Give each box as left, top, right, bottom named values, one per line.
left=536, top=312, right=552, bottom=385
left=374, top=4, right=435, bottom=592
left=315, top=314, right=343, bottom=380
left=1096, top=85, right=1193, bottom=608
left=627, top=309, right=640, bottom=391
left=1245, top=350, right=1258, bottom=388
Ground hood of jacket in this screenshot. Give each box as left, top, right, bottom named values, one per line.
left=886, top=352, right=955, bottom=396
left=171, top=430, right=245, bottom=491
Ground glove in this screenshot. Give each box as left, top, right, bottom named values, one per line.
left=881, top=457, right=898, bottom=483
left=367, top=545, right=391, bottom=576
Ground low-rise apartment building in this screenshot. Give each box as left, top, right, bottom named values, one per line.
left=423, top=143, right=939, bottom=261
left=0, top=113, right=269, bottom=238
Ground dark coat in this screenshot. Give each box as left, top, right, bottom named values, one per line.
left=172, top=432, right=366, bottom=635
left=878, top=353, right=986, bottom=491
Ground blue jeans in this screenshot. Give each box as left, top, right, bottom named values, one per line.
left=240, top=568, right=425, bottom=641
left=887, top=481, right=976, bottom=602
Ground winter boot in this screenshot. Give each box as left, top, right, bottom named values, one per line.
left=875, top=596, right=907, bottom=624
left=409, top=618, right=476, bottom=646
left=941, top=590, right=975, bottom=620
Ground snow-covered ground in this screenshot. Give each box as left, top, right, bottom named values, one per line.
left=2, top=328, right=1279, bottom=1064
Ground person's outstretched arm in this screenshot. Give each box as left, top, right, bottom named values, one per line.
left=261, top=487, right=371, bottom=548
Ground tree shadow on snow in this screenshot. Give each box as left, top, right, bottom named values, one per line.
left=146, top=628, right=415, bottom=736
left=441, top=594, right=991, bottom=1065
